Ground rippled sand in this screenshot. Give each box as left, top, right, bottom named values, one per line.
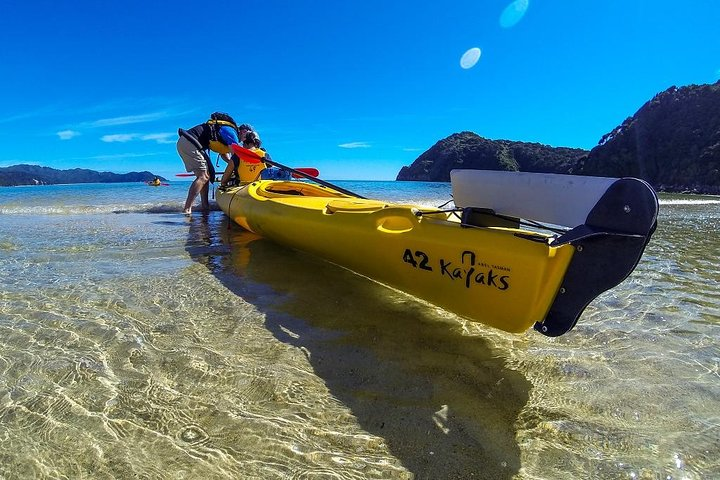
left=0, top=187, right=718, bottom=479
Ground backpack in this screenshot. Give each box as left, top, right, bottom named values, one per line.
left=207, top=112, right=239, bottom=142
left=209, top=112, right=237, bottom=127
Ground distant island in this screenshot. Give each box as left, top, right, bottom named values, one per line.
left=0, top=164, right=167, bottom=187
left=398, top=80, right=720, bottom=194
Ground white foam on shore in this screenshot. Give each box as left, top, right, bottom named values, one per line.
left=0, top=203, right=186, bottom=215
left=660, top=199, right=720, bottom=205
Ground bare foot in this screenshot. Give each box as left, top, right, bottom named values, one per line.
left=183, top=208, right=192, bottom=215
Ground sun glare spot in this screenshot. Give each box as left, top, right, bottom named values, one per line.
left=500, top=0, right=530, bottom=28
left=460, top=48, right=482, bottom=69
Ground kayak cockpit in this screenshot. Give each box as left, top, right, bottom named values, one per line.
left=256, top=181, right=350, bottom=199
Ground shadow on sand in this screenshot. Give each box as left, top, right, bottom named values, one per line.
left=183, top=212, right=531, bottom=479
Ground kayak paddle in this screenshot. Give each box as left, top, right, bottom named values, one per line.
left=176, top=167, right=319, bottom=178
left=231, top=145, right=365, bottom=198
left=292, top=168, right=319, bottom=178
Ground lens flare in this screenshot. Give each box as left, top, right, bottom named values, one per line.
left=500, top=0, right=530, bottom=28
left=460, top=48, right=482, bottom=69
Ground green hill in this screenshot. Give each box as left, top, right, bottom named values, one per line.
left=576, top=82, right=720, bottom=193
left=397, top=80, right=720, bottom=194
left=396, top=133, right=587, bottom=182
left=0, top=164, right=166, bottom=187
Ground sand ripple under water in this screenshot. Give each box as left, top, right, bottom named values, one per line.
left=0, top=184, right=718, bottom=479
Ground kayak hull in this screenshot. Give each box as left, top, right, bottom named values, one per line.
left=217, top=180, right=578, bottom=334
left=217, top=170, right=658, bottom=337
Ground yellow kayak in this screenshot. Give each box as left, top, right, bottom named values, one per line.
left=216, top=170, right=658, bottom=336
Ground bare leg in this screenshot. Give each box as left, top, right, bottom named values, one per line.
left=200, top=181, right=210, bottom=211
left=183, top=171, right=209, bottom=214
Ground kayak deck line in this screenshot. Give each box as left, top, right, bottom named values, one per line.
left=216, top=170, right=659, bottom=337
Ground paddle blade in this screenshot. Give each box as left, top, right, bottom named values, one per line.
left=292, top=168, right=320, bottom=178
left=231, top=144, right=263, bottom=163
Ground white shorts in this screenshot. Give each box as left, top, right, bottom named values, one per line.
left=177, top=136, right=210, bottom=173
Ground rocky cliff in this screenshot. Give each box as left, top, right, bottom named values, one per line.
left=397, top=81, right=720, bottom=194
left=576, top=82, right=720, bottom=193
left=0, top=164, right=166, bottom=187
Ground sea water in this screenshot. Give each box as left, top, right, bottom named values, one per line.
left=0, top=182, right=718, bottom=479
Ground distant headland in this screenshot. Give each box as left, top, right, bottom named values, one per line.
left=398, top=80, right=720, bottom=195
left=0, top=164, right=167, bottom=187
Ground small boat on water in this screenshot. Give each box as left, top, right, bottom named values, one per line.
left=147, top=177, right=169, bottom=187
left=216, top=159, right=658, bottom=337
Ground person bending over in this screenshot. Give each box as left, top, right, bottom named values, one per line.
left=176, top=113, right=245, bottom=214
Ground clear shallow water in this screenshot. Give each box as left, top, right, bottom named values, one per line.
left=0, top=182, right=718, bottom=479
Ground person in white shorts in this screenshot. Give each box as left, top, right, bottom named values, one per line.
left=176, top=113, right=244, bottom=214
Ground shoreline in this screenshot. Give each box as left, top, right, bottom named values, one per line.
left=3, top=179, right=720, bottom=196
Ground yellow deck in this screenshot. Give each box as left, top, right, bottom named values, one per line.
left=216, top=180, right=576, bottom=333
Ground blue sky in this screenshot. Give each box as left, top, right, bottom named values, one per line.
left=1, top=0, right=718, bottom=180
